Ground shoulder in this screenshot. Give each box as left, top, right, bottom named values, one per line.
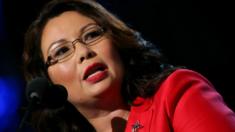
left=164, top=68, right=213, bottom=87
left=153, top=68, right=217, bottom=117
left=158, top=68, right=215, bottom=97
left=157, top=68, right=215, bottom=99
left=154, top=69, right=235, bottom=131
left=128, top=69, right=235, bottom=131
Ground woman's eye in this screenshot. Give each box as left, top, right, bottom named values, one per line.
left=54, top=46, right=70, bottom=58
left=83, top=30, right=102, bottom=43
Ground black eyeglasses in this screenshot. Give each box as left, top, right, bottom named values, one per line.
left=45, top=23, right=106, bottom=68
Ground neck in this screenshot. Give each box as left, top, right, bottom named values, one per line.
left=90, top=108, right=129, bottom=132
left=77, top=96, right=130, bottom=132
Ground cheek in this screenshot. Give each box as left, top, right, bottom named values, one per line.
left=99, top=43, right=124, bottom=78
left=47, top=64, right=87, bottom=106
left=48, top=64, right=81, bottom=103
left=48, top=64, right=77, bottom=86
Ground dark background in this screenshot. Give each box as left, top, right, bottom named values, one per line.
left=0, top=0, right=234, bottom=131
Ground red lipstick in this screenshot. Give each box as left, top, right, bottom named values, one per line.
left=83, top=63, right=108, bottom=83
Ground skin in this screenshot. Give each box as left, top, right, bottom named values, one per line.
left=41, top=11, right=129, bottom=131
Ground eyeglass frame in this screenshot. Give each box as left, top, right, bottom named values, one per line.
left=44, top=23, right=106, bottom=68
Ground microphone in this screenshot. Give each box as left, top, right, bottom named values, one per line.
left=26, top=77, right=68, bottom=108
left=18, top=77, right=68, bottom=132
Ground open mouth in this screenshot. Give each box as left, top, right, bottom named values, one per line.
left=83, top=63, right=107, bottom=80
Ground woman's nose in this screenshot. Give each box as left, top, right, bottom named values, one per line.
left=75, top=44, right=95, bottom=63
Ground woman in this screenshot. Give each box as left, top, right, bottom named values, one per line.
left=23, top=0, right=235, bottom=131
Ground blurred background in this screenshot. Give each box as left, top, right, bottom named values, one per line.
left=0, top=0, right=234, bottom=131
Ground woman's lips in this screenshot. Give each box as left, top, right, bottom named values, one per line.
left=85, top=70, right=108, bottom=83
left=83, top=63, right=108, bottom=83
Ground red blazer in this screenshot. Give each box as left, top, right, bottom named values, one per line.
left=125, top=69, right=235, bottom=132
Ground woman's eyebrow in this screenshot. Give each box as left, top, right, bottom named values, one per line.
left=48, top=39, right=67, bottom=51
left=79, top=23, right=97, bottom=34
left=51, top=39, right=67, bottom=45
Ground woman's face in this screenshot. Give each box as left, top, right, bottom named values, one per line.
left=41, top=11, right=124, bottom=108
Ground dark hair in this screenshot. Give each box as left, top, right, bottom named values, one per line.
left=23, top=0, right=179, bottom=131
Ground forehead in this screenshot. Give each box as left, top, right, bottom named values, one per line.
left=43, top=11, right=96, bottom=40
left=41, top=11, right=95, bottom=57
